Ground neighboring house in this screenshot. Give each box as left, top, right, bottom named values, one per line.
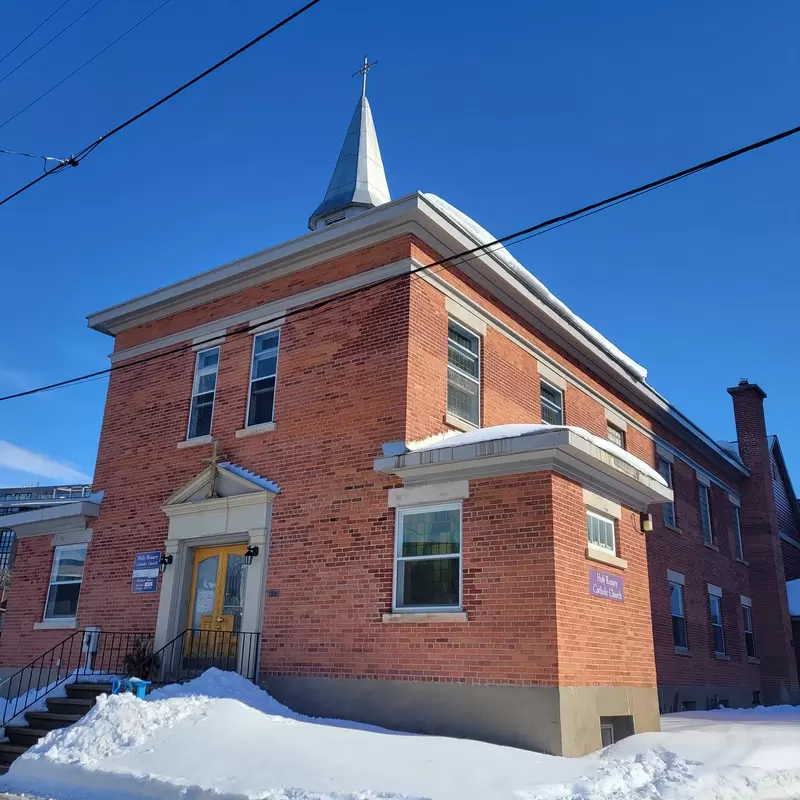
left=0, top=485, right=92, bottom=628
left=0, top=81, right=797, bottom=757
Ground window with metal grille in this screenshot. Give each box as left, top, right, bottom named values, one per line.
left=607, top=423, right=626, bottom=449
left=446, top=322, right=480, bottom=426
left=709, top=593, right=725, bottom=655
left=247, top=330, right=280, bottom=427
left=742, top=602, right=757, bottom=659
left=540, top=381, right=563, bottom=425
left=658, top=458, right=676, bottom=528
left=732, top=504, right=744, bottom=560
left=187, top=347, right=220, bottom=439
left=670, top=581, right=688, bottom=649
left=44, top=545, right=87, bottom=622
left=587, top=510, right=616, bottom=554
left=395, top=504, right=461, bottom=610
left=699, top=484, right=713, bottom=545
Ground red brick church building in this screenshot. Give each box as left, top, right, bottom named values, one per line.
left=1, top=76, right=797, bottom=756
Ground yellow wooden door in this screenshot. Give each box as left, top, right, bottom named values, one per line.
left=186, top=545, right=248, bottom=664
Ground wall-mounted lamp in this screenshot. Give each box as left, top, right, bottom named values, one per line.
left=639, top=513, right=653, bottom=533
left=244, top=545, right=259, bottom=566
left=159, top=554, right=173, bottom=574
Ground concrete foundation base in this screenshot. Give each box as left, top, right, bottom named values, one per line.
left=658, top=683, right=762, bottom=712
left=263, top=675, right=659, bottom=756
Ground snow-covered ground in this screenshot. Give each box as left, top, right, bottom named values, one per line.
left=1, top=669, right=800, bottom=800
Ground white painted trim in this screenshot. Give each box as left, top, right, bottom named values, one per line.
left=235, top=422, right=276, bottom=438
left=248, top=315, right=285, bottom=334
left=707, top=583, right=723, bottom=598
left=728, top=493, right=741, bottom=507
left=186, top=346, right=220, bottom=441
left=9, top=502, right=99, bottom=538
left=108, top=258, right=418, bottom=364
left=51, top=529, right=92, bottom=547
left=585, top=545, right=627, bottom=570
left=582, top=488, right=621, bottom=519
left=33, top=619, right=77, bottom=630
left=243, top=329, right=280, bottom=431
left=382, top=612, right=468, bottom=623
left=177, top=435, right=214, bottom=449
left=740, top=595, right=752, bottom=607
left=696, top=472, right=711, bottom=488
left=445, top=297, right=486, bottom=335
left=444, top=413, right=478, bottom=433
left=667, top=569, right=685, bottom=586
left=388, top=481, right=469, bottom=508
left=537, top=361, right=567, bottom=391
left=192, top=332, right=225, bottom=350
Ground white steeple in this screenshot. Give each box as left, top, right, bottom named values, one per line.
left=308, top=56, right=391, bottom=230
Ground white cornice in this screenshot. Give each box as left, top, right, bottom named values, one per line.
left=8, top=501, right=100, bottom=538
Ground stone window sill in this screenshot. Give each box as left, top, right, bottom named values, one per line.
left=177, top=435, right=213, bottom=449
left=34, top=619, right=77, bottom=631
left=235, top=422, right=276, bottom=438
left=703, top=542, right=720, bottom=553
left=585, top=545, right=628, bottom=570
left=736, top=557, right=749, bottom=566
left=674, top=647, right=693, bottom=657
left=382, top=612, right=468, bottom=624
left=444, top=413, right=478, bottom=433
left=714, top=652, right=731, bottom=661
left=748, top=657, right=761, bottom=665
left=664, top=523, right=683, bottom=534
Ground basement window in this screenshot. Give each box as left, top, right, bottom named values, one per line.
left=44, top=545, right=87, bottom=622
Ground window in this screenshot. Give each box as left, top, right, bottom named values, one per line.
left=658, top=458, right=676, bottom=528
left=586, top=510, right=616, bottom=554
left=607, top=423, right=626, bottom=449
left=670, top=581, right=688, bottom=649
left=742, top=602, right=757, bottom=659
left=447, top=322, right=480, bottom=426
left=708, top=592, right=725, bottom=655
left=187, top=347, right=220, bottom=439
left=600, top=722, right=615, bottom=747
left=732, top=504, right=744, bottom=560
left=540, top=381, right=563, bottom=425
left=247, top=330, right=280, bottom=427
left=698, top=484, right=713, bottom=545
left=395, top=504, right=461, bottom=610
left=681, top=701, right=697, bottom=712
left=44, top=545, right=87, bottom=621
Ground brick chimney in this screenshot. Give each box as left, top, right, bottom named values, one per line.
left=728, top=379, right=799, bottom=703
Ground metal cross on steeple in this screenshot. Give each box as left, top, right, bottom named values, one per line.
left=352, top=55, right=378, bottom=97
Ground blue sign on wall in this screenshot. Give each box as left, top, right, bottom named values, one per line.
left=131, top=550, right=161, bottom=594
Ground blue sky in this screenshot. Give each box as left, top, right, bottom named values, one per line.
left=0, top=0, right=798, bottom=487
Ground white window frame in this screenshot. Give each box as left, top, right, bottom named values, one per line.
left=708, top=592, right=726, bottom=655
left=540, top=379, right=564, bottom=426
left=446, top=320, right=481, bottom=426
left=186, top=346, right=220, bottom=440
left=245, top=329, right=281, bottom=429
left=43, top=544, right=87, bottom=623
left=732, top=504, right=744, bottom=560
left=393, top=502, right=463, bottom=613
left=699, top=484, right=713, bottom=545
left=607, top=423, right=626, bottom=450
left=669, top=580, right=688, bottom=649
left=741, top=599, right=757, bottom=659
left=658, top=457, right=676, bottom=527
left=586, top=509, right=616, bottom=555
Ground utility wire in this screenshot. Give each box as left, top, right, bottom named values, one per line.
left=1, top=123, right=798, bottom=404
left=0, top=0, right=324, bottom=208
left=0, top=0, right=176, bottom=133
left=0, top=0, right=107, bottom=86
left=0, top=0, right=73, bottom=67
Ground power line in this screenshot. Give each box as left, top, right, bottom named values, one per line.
left=0, top=0, right=176, bottom=133
left=0, top=147, right=69, bottom=165
left=0, top=0, right=324, bottom=208
left=0, top=0, right=73, bottom=67
left=0, top=0, right=107, bottom=86
left=1, top=123, right=798, bottom=404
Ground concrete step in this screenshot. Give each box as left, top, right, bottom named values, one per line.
left=4, top=726, right=50, bottom=747
left=24, top=711, right=83, bottom=730
left=45, top=696, right=95, bottom=715
left=65, top=682, right=114, bottom=700
left=0, top=743, right=28, bottom=766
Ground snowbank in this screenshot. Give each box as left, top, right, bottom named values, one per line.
left=2, top=670, right=800, bottom=800
left=407, top=423, right=668, bottom=487
left=422, top=193, right=648, bottom=382
left=787, top=579, right=800, bottom=617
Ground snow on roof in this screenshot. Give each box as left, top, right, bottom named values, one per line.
left=407, top=423, right=667, bottom=487
left=423, top=193, right=648, bottom=382
left=218, top=462, right=280, bottom=493
left=787, top=579, right=800, bottom=617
